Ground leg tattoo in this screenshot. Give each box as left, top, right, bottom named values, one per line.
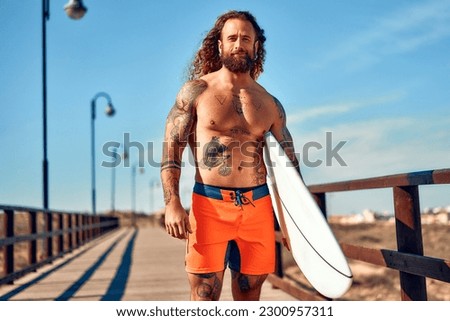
left=192, top=273, right=223, bottom=301
left=231, top=270, right=267, bottom=300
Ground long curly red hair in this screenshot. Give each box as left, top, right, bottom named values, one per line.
left=188, top=10, right=266, bottom=81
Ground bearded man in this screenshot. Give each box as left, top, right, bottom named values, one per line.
left=161, top=10, right=300, bottom=301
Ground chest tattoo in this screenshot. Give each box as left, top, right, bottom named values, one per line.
left=215, top=95, right=227, bottom=105
left=200, top=136, right=232, bottom=176
left=232, top=94, right=246, bottom=116
left=230, top=126, right=251, bottom=137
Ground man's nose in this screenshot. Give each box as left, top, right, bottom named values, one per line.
left=234, top=38, right=242, bottom=50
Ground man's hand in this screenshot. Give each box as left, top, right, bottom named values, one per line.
left=165, top=205, right=192, bottom=239
left=282, top=237, right=291, bottom=251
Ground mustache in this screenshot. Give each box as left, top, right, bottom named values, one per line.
left=230, top=50, right=257, bottom=62
left=231, top=52, right=256, bottom=63
left=231, top=49, right=249, bottom=56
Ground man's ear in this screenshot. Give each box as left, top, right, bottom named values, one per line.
left=254, top=40, right=260, bottom=58
left=218, top=40, right=223, bottom=55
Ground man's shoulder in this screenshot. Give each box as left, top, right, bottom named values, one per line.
left=180, top=78, right=208, bottom=91
left=198, top=71, right=221, bottom=88
left=177, top=79, right=208, bottom=103
left=248, top=82, right=278, bottom=107
left=252, top=81, right=271, bottom=96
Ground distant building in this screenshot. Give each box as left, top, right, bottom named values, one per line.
left=329, top=205, right=449, bottom=225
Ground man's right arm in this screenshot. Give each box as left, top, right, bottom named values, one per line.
left=160, top=79, right=207, bottom=239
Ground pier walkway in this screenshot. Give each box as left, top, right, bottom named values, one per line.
left=0, top=227, right=296, bottom=301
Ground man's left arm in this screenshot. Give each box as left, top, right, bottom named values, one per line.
left=269, top=96, right=303, bottom=180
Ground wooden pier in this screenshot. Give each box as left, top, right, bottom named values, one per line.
left=0, top=227, right=296, bottom=301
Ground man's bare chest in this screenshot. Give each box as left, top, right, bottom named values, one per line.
left=196, top=91, right=273, bottom=135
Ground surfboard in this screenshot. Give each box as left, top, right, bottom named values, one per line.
left=263, top=131, right=352, bottom=299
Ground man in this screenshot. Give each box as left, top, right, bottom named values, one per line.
left=161, top=10, right=300, bottom=301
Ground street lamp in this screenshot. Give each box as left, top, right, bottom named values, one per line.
left=64, top=0, right=87, bottom=19
left=42, top=0, right=87, bottom=209
left=91, top=92, right=116, bottom=215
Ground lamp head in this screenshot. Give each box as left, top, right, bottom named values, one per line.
left=105, top=103, right=116, bottom=117
left=64, top=0, right=87, bottom=20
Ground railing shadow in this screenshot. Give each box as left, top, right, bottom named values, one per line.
left=101, top=229, right=138, bottom=301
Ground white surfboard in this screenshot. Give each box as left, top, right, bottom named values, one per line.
left=263, top=132, right=352, bottom=299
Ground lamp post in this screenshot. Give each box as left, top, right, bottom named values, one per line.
left=131, top=165, right=145, bottom=227
left=111, top=147, right=117, bottom=214
left=41, top=0, right=87, bottom=209
left=149, top=180, right=160, bottom=214
left=131, top=165, right=146, bottom=213
left=91, top=92, right=116, bottom=215
left=131, top=164, right=136, bottom=215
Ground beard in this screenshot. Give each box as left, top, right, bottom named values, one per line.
left=221, top=52, right=255, bottom=74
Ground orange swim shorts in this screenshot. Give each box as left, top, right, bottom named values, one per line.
left=185, top=182, right=275, bottom=275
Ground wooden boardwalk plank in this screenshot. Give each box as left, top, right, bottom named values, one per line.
left=0, top=227, right=296, bottom=301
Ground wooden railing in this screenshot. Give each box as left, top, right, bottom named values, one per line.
left=0, top=205, right=119, bottom=285
left=268, top=168, right=450, bottom=301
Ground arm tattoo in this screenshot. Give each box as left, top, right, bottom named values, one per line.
left=160, top=160, right=181, bottom=171
left=273, top=96, right=301, bottom=174
left=162, top=169, right=180, bottom=205
left=273, top=96, right=285, bottom=120
left=161, top=80, right=207, bottom=204
left=165, top=80, right=206, bottom=148
left=170, top=79, right=206, bottom=138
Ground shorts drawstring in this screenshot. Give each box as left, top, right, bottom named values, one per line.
left=230, top=191, right=255, bottom=210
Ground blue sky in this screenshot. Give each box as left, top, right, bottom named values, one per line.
left=1, top=0, right=449, bottom=215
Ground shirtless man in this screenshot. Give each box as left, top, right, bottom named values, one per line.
left=161, top=10, right=300, bottom=301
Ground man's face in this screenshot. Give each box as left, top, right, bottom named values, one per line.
left=218, top=18, right=258, bottom=74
